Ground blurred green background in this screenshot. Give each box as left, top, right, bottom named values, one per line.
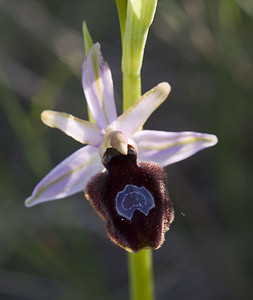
left=1, top=0, right=253, bottom=299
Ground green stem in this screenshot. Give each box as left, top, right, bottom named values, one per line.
left=122, top=56, right=155, bottom=300
left=128, top=249, right=154, bottom=300
left=123, top=73, right=141, bottom=110
left=115, top=0, right=127, bottom=44
left=116, top=1, right=157, bottom=299
left=122, top=21, right=154, bottom=300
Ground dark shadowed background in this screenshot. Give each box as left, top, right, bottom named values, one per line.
left=1, top=0, right=253, bottom=299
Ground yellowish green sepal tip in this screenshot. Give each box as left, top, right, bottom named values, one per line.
left=82, top=21, right=93, bottom=56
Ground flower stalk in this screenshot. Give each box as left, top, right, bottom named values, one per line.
left=123, top=73, right=141, bottom=111
left=128, top=250, right=154, bottom=300
left=117, top=1, right=158, bottom=299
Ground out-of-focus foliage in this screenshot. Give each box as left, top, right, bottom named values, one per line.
left=0, top=0, right=252, bottom=299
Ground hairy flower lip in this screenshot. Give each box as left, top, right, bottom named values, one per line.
left=25, top=42, right=218, bottom=207
left=85, top=147, right=174, bottom=253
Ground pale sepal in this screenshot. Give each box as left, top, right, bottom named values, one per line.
left=82, top=43, right=117, bottom=129
left=41, top=110, right=104, bottom=146
left=113, top=82, right=171, bottom=136
left=133, top=130, right=218, bottom=167
left=25, top=145, right=103, bottom=207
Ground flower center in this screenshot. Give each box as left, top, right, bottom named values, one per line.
left=99, top=126, right=137, bottom=159
left=115, top=184, right=155, bottom=221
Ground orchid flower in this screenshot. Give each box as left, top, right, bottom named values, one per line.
left=25, top=43, right=217, bottom=251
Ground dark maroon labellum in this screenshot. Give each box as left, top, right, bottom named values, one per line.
left=85, top=146, right=174, bottom=252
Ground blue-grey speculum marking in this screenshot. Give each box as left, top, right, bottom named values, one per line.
left=115, top=184, right=155, bottom=220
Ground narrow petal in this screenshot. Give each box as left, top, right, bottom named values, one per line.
left=41, top=110, right=104, bottom=146
left=25, top=146, right=103, bottom=207
left=82, top=43, right=117, bottom=129
left=112, top=82, right=171, bottom=136
left=133, top=130, right=218, bottom=167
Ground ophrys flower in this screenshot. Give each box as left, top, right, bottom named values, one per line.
left=25, top=43, right=217, bottom=251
